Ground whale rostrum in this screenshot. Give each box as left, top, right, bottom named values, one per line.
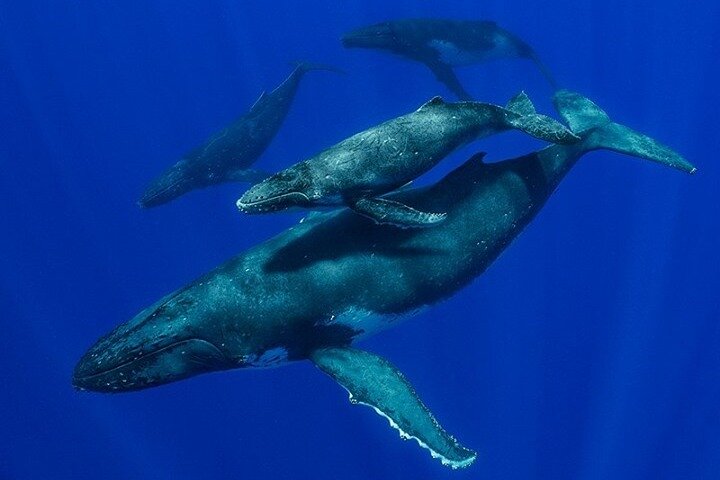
left=74, top=92, right=693, bottom=468
left=236, top=92, right=579, bottom=228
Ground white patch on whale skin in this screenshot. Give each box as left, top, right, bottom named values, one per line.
left=318, top=306, right=426, bottom=339
left=246, top=347, right=288, bottom=368
left=429, top=34, right=519, bottom=66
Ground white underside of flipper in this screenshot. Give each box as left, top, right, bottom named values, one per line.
left=351, top=393, right=477, bottom=469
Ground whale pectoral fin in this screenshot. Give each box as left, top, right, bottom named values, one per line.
left=426, top=61, right=473, bottom=101
left=350, top=197, right=446, bottom=228
left=310, top=347, right=476, bottom=469
left=224, top=168, right=270, bottom=184
left=505, top=112, right=581, bottom=145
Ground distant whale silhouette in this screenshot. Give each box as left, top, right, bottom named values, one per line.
left=236, top=92, right=578, bottom=228
left=343, top=18, right=556, bottom=100
left=139, top=62, right=338, bottom=207
left=74, top=92, right=694, bottom=468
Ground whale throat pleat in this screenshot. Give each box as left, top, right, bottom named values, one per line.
left=310, top=347, right=476, bottom=469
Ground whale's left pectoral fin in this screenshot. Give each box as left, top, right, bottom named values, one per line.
left=310, top=347, right=476, bottom=469
left=350, top=197, right=446, bottom=228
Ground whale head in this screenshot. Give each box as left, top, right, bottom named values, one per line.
left=73, top=287, right=238, bottom=392
left=342, top=22, right=399, bottom=51
left=236, top=168, right=312, bottom=214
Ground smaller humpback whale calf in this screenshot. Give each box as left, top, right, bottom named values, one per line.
left=343, top=18, right=556, bottom=100
left=74, top=91, right=694, bottom=469
left=139, top=62, right=338, bottom=207
left=236, top=92, right=578, bottom=228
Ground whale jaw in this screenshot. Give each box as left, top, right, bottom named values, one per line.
left=73, top=338, right=235, bottom=393
left=236, top=191, right=312, bottom=214
left=72, top=289, right=238, bottom=393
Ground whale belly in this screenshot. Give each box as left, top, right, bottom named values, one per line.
left=318, top=306, right=427, bottom=340
left=429, top=35, right=521, bottom=66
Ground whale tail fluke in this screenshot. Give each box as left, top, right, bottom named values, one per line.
left=292, top=61, right=345, bottom=76
left=553, top=90, right=696, bottom=174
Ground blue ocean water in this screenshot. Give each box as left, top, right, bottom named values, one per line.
left=1, top=1, right=718, bottom=478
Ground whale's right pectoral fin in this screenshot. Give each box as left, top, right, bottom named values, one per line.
left=349, top=197, right=446, bottom=228
left=426, top=61, right=473, bottom=101
left=309, top=347, right=476, bottom=469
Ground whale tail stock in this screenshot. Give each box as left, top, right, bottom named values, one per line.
left=553, top=90, right=696, bottom=174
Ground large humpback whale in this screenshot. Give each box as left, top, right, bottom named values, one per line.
left=139, top=62, right=337, bottom=207
left=74, top=92, right=694, bottom=468
left=236, top=92, right=577, bottom=228
left=343, top=18, right=556, bottom=100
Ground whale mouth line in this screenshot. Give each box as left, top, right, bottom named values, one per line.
left=73, top=338, right=229, bottom=383
left=237, top=191, right=310, bottom=211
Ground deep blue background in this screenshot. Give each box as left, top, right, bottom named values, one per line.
left=1, top=1, right=718, bottom=479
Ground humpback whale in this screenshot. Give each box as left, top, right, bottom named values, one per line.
left=236, top=92, right=578, bottom=228
left=74, top=92, right=694, bottom=468
left=343, top=18, right=556, bottom=100
left=138, top=62, right=337, bottom=207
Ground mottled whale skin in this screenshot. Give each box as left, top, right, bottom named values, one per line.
left=237, top=93, right=578, bottom=228
left=343, top=18, right=556, bottom=100
left=74, top=92, right=694, bottom=468
left=139, top=63, right=334, bottom=207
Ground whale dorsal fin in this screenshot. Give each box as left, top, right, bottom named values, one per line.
left=418, top=95, right=446, bottom=111
left=310, top=347, right=476, bottom=469
left=505, top=91, right=536, bottom=116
